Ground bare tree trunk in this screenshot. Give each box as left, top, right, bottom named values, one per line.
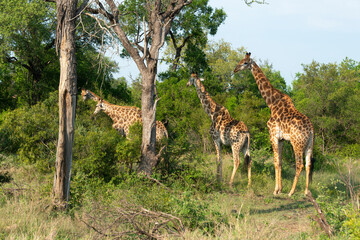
left=52, top=0, right=78, bottom=210
left=137, top=70, right=158, bottom=175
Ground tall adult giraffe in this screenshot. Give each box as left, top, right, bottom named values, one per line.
left=187, top=73, right=251, bottom=187
left=81, top=89, right=168, bottom=141
left=234, top=52, right=315, bottom=196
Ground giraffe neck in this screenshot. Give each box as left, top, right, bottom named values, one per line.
left=251, top=61, right=279, bottom=108
left=194, top=79, right=218, bottom=120
left=87, top=90, right=101, bottom=102
left=102, top=101, right=124, bottom=122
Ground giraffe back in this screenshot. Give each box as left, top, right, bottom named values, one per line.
left=213, top=108, right=249, bottom=146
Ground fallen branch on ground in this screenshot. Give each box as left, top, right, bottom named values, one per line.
left=306, top=192, right=333, bottom=237
left=80, top=200, right=184, bottom=239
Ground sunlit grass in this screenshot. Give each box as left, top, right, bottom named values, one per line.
left=0, top=152, right=345, bottom=239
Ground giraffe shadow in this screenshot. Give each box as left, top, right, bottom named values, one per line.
left=0, top=171, right=12, bottom=184
left=248, top=200, right=312, bottom=215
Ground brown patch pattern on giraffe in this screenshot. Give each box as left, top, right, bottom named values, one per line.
left=234, top=52, right=315, bottom=196
left=187, top=74, right=252, bottom=187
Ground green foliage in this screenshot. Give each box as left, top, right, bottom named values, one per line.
left=73, top=129, right=121, bottom=181
left=314, top=173, right=360, bottom=239
left=157, top=70, right=210, bottom=156
left=0, top=0, right=57, bottom=107
left=315, top=179, right=350, bottom=232
left=0, top=92, right=58, bottom=171
left=0, top=0, right=119, bottom=110
left=170, top=191, right=227, bottom=234
left=292, top=59, right=360, bottom=154
left=163, top=0, right=226, bottom=72
left=0, top=89, right=135, bottom=180
left=343, top=211, right=360, bottom=239
left=115, top=122, right=142, bottom=172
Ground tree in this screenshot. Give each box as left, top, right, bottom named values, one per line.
left=166, top=0, right=226, bottom=71
left=49, top=0, right=87, bottom=209
left=292, top=59, right=360, bottom=155
left=0, top=0, right=117, bottom=110
left=0, top=0, right=57, bottom=107
left=86, top=0, right=193, bottom=176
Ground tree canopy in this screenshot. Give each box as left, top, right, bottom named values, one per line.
left=292, top=58, right=360, bottom=156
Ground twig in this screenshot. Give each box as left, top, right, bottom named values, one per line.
left=79, top=217, right=109, bottom=237
left=81, top=201, right=184, bottom=239
left=144, top=175, right=172, bottom=192
left=306, top=192, right=333, bottom=237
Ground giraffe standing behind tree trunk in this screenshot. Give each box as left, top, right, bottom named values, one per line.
left=81, top=89, right=168, bottom=141
left=234, top=52, right=315, bottom=196
left=187, top=73, right=251, bottom=187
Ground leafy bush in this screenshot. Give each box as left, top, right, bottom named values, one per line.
left=115, top=122, right=142, bottom=173
left=170, top=191, right=227, bottom=234
left=0, top=92, right=58, bottom=171
left=314, top=178, right=360, bottom=239
left=343, top=211, right=360, bottom=239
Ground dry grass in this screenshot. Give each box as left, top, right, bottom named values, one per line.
left=0, top=164, right=93, bottom=239
left=0, top=153, right=331, bottom=239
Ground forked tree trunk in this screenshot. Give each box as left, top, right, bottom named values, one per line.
left=52, top=0, right=78, bottom=210
left=86, top=0, right=192, bottom=176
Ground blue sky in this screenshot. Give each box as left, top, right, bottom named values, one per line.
left=114, top=0, right=360, bottom=86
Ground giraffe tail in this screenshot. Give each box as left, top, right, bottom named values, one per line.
left=243, top=133, right=251, bottom=170
left=309, top=157, right=315, bottom=183
left=309, top=133, right=315, bottom=183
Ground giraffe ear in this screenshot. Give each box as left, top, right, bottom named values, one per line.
left=200, top=78, right=205, bottom=81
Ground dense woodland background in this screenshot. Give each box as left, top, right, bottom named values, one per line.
left=0, top=0, right=359, bottom=239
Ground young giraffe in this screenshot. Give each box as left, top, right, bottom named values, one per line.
left=187, top=73, right=251, bottom=187
left=234, top=52, right=315, bottom=196
left=81, top=89, right=168, bottom=141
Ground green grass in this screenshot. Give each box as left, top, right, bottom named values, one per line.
left=0, top=153, right=355, bottom=239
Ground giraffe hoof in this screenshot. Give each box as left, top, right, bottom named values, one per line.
left=288, top=191, right=294, bottom=197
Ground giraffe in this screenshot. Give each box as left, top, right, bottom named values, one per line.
left=187, top=73, right=251, bottom=187
left=81, top=89, right=168, bottom=141
left=234, top=52, right=315, bottom=196
left=94, top=99, right=168, bottom=141
left=81, top=89, right=101, bottom=102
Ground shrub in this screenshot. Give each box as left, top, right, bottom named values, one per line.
left=0, top=92, right=58, bottom=171
left=170, top=191, right=227, bottom=235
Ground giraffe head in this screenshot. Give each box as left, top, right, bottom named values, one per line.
left=81, top=89, right=88, bottom=101
left=81, top=89, right=101, bottom=101
left=81, top=89, right=94, bottom=101
left=187, top=73, right=204, bottom=87
left=234, top=52, right=253, bottom=73
left=94, top=99, right=106, bottom=114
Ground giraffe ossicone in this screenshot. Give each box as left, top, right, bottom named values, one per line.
left=234, top=52, right=315, bottom=196
left=187, top=73, right=252, bottom=187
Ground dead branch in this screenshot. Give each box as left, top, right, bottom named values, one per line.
left=81, top=200, right=183, bottom=239
left=143, top=174, right=172, bottom=192
left=306, top=192, right=333, bottom=237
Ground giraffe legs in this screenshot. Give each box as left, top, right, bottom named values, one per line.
left=289, top=150, right=304, bottom=196
left=271, top=139, right=284, bottom=195
left=213, top=139, right=222, bottom=183
left=229, top=144, right=240, bottom=187
left=304, top=144, right=313, bottom=196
